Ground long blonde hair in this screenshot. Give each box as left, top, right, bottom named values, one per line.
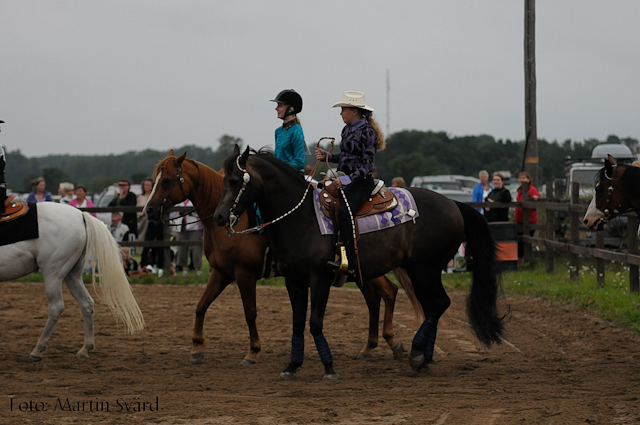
left=363, top=110, right=385, bottom=151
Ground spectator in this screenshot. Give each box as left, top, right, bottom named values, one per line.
left=484, top=173, right=512, bottom=222
left=391, top=177, right=405, bottom=188
left=59, top=182, right=74, bottom=204
left=27, top=177, right=54, bottom=203
left=110, top=211, right=131, bottom=242
left=137, top=178, right=153, bottom=241
left=515, top=171, right=540, bottom=265
left=121, top=247, right=139, bottom=276
left=69, top=184, right=96, bottom=217
left=108, top=179, right=138, bottom=237
left=170, top=199, right=203, bottom=276
left=471, top=170, right=492, bottom=214
left=632, top=160, right=640, bottom=167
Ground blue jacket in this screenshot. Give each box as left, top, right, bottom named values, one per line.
left=274, top=122, right=306, bottom=173
left=27, top=190, right=53, bottom=202
left=472, top=182, right=492, bottom=212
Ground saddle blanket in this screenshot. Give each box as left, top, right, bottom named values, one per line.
left=312, top=187, right=419, bottom=236
left=0, top=202, right=39, bottom=247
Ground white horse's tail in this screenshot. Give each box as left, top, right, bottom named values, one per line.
left=83, top=212, right=145, bottom=334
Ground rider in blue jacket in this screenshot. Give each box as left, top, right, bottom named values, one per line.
left=271, top=90, right=306, bottom=172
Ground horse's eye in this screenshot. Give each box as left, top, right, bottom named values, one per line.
left=162, top=178, right=171, bottom=187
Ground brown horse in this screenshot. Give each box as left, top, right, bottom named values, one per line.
left=144, top=150, right=421, bottom=365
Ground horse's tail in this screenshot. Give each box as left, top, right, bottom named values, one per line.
left=455, top=202, right=504, bottom=347
left=392, top=267, right=425, bottom=329
left=82, top=212, right=145, bottom=334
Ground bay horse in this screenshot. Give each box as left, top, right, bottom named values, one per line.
left=144, top=151, right=419, bottom=366
left=584, top=154, right=640, bottom=236
left=214, top=146, right=504, bottom=379
left=0, top=202, right=145, bottom=361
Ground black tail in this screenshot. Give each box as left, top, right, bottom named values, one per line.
left=455, top=202, right=504, bottom=347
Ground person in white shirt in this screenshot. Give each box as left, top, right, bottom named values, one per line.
left=110, top=211, right=130, bottom=242
left=170, top=199, right=203, bottom=275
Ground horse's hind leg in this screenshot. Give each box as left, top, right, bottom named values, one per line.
left=30, top=278, right=66, bottom=361
left=191, top=269, right=233, bottom=364
left=407, top=268, right=451, bottom=372
left=65, top=257, right=95, bottom=359
left=358, top=276, right=403, bottom=360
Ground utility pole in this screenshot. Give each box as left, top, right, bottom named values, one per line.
left=386, top=69, right=390, bottom=136
left=523, top=0, right=539, bottom=185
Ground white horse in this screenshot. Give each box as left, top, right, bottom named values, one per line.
left=0, top=202, right=145, bottom=361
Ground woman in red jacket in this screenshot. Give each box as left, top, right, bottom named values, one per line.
left=515, top=171, right=539, bottom=265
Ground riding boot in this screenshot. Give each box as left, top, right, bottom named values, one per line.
left=0, top=145, right=6, bottom=215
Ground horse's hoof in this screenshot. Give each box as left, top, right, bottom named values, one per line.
left=190, top=352, right=205, bottom=364
left=280, top=371, right=297, bottom=380
left=357, top=352, right=372, bottom=360
left=409, top=352, right=425, bottom=371
left=323, top=373, right=340, bottom=380
left=393, top=342, right=405, bottom=360
left=28, top=355, right=43, bottom=363
left=76, top=352, right=89, bottom=359
left=241, top=358, right=257, bottom=366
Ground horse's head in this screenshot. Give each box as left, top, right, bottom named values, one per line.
left=591, top=154, right=631, bottom=223
left=145, top=150, right=194, bottom=222
left=214, top=145, right=260, bottom=228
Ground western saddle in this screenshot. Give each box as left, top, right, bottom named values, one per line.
left=1, top=195, right=29, bottom=223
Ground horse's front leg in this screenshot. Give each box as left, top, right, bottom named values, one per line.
left=280, top=279, right=308, bottom=380
left=309, top=278, right=338, bottom=379
left=235, top=268, right=261, bottom=365
left=191, top=268, right=233, bottom=364
left=30, top=281, right=66, bottom=361
left=357, top=278, right=382, bottom=359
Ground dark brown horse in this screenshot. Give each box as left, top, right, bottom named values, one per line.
left=144, top=151, right=421, bottom=365
left=214, top=147, right=504, bottom=379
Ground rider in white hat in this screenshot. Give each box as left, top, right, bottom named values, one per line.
left=315, top=91, right=385, bottom=277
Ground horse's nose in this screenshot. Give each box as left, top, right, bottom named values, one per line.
left=214, top=212, right=227, bottom=227
left=146, top=205, right=158, bottom=221
left=583, top=218, right=589, bottom=226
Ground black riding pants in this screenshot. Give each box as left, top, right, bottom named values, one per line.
left=338, top=175, right=375, bottom=267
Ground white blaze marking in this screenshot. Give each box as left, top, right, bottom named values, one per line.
left=143, top=170, right=162, bottom=213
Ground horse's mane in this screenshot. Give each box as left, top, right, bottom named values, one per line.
left=621, top=165, right=640, bottom=196
left=224, top=148, right=307, bottom=185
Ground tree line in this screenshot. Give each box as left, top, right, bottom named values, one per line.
left=5, top=131, right=637, bottom=196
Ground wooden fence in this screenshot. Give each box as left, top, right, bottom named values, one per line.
left=82, top=183, right=640, bottom=293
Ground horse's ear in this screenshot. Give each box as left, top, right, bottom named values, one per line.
left=607, top=154, right=617, bottom=166
left=233, top=144, right=241, bottom=156
left=239, top=146, right=250, bottom=167
left=168, top=149, right=175, bottom=157
left=176, top=151, right=187, bottom=165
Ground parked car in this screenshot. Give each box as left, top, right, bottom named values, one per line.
left=94, top=183, right=142, bottom=226
left=410, top=174, right=479, bottom=194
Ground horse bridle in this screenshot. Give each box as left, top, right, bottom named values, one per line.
left=599, top=164, right=633, bottom=219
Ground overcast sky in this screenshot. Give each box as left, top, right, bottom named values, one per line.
left=1, top=1, right=639, bottom=157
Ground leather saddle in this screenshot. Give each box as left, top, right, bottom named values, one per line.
left=1, top=195, right=30, bottom=223
left=319, top=179, right=398, bottom=220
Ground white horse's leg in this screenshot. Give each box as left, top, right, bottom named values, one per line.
left=30, top=280, right=65, bottom=362
left=65, top=256, right=95, bottom=359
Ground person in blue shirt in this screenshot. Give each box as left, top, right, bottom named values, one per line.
left=270, top=89, right=306, bottom=172
left=471, top=170, right=492, bottom=214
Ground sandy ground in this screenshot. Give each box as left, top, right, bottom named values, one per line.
left=1, top=281, right=640, bottom=424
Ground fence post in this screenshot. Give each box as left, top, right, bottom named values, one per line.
left=628, top=215, right=639, bottom=293
left=569, top=182, right=580, bottom=281
left=522, top=181, right=531, bottom=264
left=545, top=180, right=554, bottom=273
left=163, top=210, right=173, bottom=277
left=596, top=230, right=605, bottom=288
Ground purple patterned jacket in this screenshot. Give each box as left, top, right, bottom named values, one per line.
left=327, top=118, right=377, bottom=182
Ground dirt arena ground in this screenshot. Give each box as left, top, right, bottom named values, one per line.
left=1, top=282, right=640, bottom=424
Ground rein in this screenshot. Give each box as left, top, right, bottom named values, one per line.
left=225, top=137, right=335, bottom=235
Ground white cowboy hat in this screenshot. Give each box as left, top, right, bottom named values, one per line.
left=331, top=91, right=374, bottom=111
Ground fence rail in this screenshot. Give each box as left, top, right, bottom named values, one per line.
left=80, top=185, right=640, bottom=293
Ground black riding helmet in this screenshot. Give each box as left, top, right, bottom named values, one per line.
left=270, top=89, right=303, bottom=116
